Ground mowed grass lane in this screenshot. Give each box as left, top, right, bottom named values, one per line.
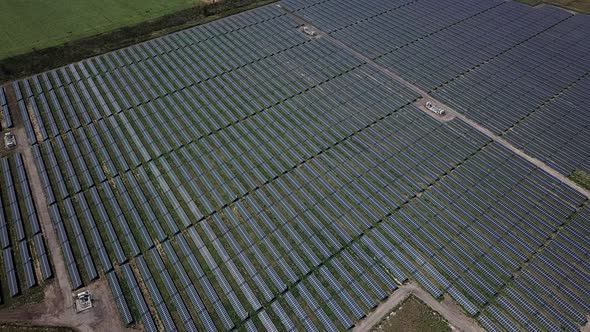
left=0, top=0, right=199, bottom=59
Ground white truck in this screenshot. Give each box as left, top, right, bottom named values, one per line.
left=425, top=101, right=446, bottom=116
left=303, top=26, right=317, bottom=37
left=4, top=132, right=16, bottom=148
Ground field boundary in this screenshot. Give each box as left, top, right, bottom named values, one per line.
left=0, top=0, right=275, bottom=83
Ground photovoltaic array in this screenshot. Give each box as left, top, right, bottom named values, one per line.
left=3, top=0, right=589, bottom=331
left=0, top=87, right=14, bottom=129
left=286, top=0, right=590, bottom=176
left=0, top=153, right=53, bottom=302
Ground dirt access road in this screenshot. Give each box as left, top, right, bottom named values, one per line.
left=278, top=4, right=590, bottom=331
left=0, top=84, right=134, bottom=332
left=278, top=4, right=589, bottom=200
left=353, top=282, right=483, bottom=332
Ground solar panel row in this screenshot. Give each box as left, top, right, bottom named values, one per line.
left=0, top=87, right=12, bottom=130
left=107, top=271, right=134, bottom=325
left=503, top=75, right=590, bottom=175
left=432, top=15, right=590, bottom=134
left=0, top=153, right=53, bottom=303
left=280, top=0, right=590, bottom=329
left=301, top=0, right=590, bottom=177
left=0, top=87, right=5, bottom=106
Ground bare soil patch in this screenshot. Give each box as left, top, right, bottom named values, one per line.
left=517, top=0, right=590, bottom=14
left=372, top=295, right=451, bottom=332
left=352, top=282, right=482, bottom=332
left=0, top=323, right=73, bottom=332
left=570, top=169, right=590, bottom=190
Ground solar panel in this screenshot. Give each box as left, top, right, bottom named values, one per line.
left=107, top=271, right=134, bottom=325
left=1, top=105, right=12, bottom=128
left=0, top=87, right=6, bottom=106
left=19, top=240, right=37, bottom=289
left=4, top=248, right=19, bottom=297
left=33, top=234, right=53, bottom=280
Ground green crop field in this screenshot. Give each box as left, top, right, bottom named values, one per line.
left=0, top=0, right=199, bottom=60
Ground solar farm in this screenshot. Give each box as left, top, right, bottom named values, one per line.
left=0, top=0, right=589, bottom=331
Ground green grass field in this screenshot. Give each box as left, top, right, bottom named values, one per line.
left=570, top=169, right=590, bottom=190
left=0, top=0, right=200, bottom=59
